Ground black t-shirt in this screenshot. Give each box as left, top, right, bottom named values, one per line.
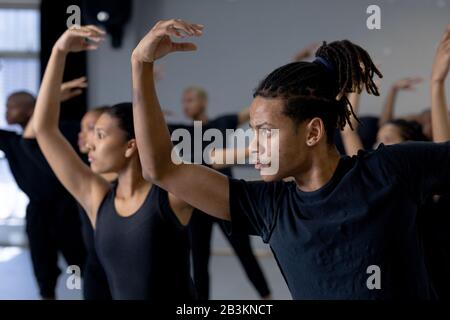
left=227, top=141, right=450, bottom=299
left=0, top=122, right=81, bottom=202
left=419, top=192, right=450, bottom=299
left=0, top=130, right=59, bottom=201
left=95, top=184, right=196, bottom=300
left=168, top=114, right=239, bottom=177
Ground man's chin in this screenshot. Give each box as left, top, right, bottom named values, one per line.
left=259, top=172, right=280, bottom=182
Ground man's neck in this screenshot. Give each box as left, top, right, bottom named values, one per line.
left=293, top=147, right=341, bottom=192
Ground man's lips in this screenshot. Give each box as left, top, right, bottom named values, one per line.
left=255, top=162, right=271, bottom=170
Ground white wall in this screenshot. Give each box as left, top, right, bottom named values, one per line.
left=88, top=0, right=450, bottom=118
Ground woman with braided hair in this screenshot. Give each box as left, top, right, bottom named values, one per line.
left=132, top=19, right=450, bottom=299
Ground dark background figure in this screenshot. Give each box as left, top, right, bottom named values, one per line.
left=0, top=89, right=86, bottom=299
left=168, top=86, right=271, bottom=300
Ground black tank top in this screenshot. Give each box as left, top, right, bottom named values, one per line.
left=95, top=184, right=196, bottom=300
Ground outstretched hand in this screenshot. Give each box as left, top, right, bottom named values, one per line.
left=132, top=19, right=203, bottom=63
left=432, top=23, right=450, bottom=83
left=392, top=77, right=423, bottom=91
left=54, top=25, right=106, bottom=54
left=60, top=77, right=88, bottom=102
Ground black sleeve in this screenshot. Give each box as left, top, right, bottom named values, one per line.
left=226, top=178, right=284, bottom=243
left=20, top=138, right=54, bottom=175
left=0, top=129, right=18, bottom=154
left=377, top=141, right=450, bottom=203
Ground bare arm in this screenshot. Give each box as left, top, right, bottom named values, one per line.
left=23, top=77, right=87, bottom=139
left=340, top=92, right=363, bottom=156
left=379, top=77, right=423, bottom=127
left=431, top=24, right=450, bottom=142
left=132, top=19, right=231, bottom=221
left=34, top=26, right=109, bottom=224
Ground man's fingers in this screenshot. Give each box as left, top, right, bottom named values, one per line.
left=171, top=42, right=197, bottom=52
left=84, top=25, right=106, bottom=35
left=160, top=19, right=203, bottom=37
left=70, top=89, right=83, bottom=97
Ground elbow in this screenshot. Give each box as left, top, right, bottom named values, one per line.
left=34, top=123, right=52, bottom=139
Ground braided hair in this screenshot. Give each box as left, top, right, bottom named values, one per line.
left=254, top=40, right=383, bottom=143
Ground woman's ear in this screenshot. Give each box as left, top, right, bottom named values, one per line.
left=125, top=139, right=138, bottom=158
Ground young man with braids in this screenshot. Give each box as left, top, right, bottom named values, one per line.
left=131, top=19, right=450, bottom=299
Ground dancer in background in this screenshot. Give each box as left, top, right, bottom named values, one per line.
left=0, top=78, right=86, bottom=299
left=169, top=86, right=271, bottom=300
left=76, top=105, right=112, bottom=300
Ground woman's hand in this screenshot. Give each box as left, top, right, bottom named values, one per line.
left=132, top=19, right=203, bottom=63
left=54, top=25, right=105, bottom=54
left=60, top=76, right=88, bottom=102
left=392, top=77, right=423, bottom=91
left=432, top=23, right=450, bottom=83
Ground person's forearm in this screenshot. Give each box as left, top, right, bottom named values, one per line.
left=431, top=80, right=450, bottom=142
left=379, top=86, right=398, bottom=126
left=34, top=48, right=66, bottom=134
left=131, top=56, right=174, bottom=181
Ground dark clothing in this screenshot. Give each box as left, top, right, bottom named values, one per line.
left=420, top=193, right=450, bottom=299
left=95, top=184, right=196, bottom=300
left=170, top=114, right=271, bottom=299
left=25, top=199, right=86, bottom=297
left=168, top=114, right=239, bottom=177
left=0, top=127, right=86, bottom=298
left=189, top=210, right=271, bottom=300
left=226, top=142, right=450, bottom=299
left=78, top=206, right=111, bottom=300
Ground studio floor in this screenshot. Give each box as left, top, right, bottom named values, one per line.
left=0, top=245, right=291, bottom=300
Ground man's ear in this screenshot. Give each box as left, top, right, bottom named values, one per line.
left=125, top=139, right=138, bottom=158
left=305, top=117, right=325, bottom=146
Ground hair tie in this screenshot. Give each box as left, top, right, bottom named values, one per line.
left=314, top=57, right=335, bottom=74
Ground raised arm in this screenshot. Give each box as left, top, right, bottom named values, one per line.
left=379, top=77, right=423, bottom=127
left=431, top=24, right=450, bottom=142
left=34, top=26, right=109, bottom=223
left=132, top=19, right=231, bottom=221
left=23, top=77, right=87, bottom=139
left=340, top=92, right=363, bottom=156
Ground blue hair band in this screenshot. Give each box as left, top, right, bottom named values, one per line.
left=314, top=57, right=335, bottom=73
